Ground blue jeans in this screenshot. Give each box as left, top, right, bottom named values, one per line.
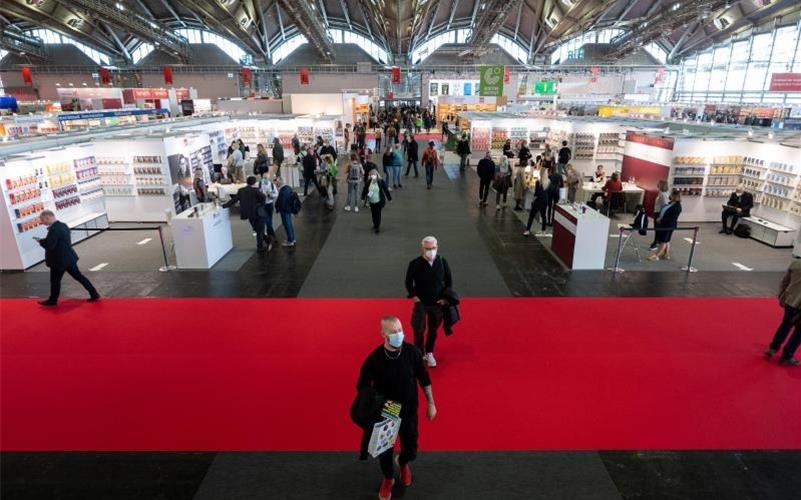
left=280, top=211, right=295, bottom=243
left=347, top=181, right=361, bottom=207
left=390, top=166, right=402, bottom=186
left=264, top=203, right=276, bottom=242
left=425, top=164, right=434, bottom=186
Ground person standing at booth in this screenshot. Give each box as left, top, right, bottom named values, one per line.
left=272, top=137, right=285, bottom=178
left=35, top=210, right=100, bottom=306
left=225, top=176, right=268, bottom=253
left=720, top=185, right=754, bottom=235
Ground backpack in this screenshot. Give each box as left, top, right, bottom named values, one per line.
left=734, top=224, right=751, bottom=238
left=289, top=191, right=302, bottom=214
left=349, top=163, right=361, bottom=180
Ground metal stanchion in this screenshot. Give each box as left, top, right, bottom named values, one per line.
left=609, top=225, right=626, bottom=273
left=157, top=226, right=176, bottom=272
left=681, top=226, right=700, bottom=273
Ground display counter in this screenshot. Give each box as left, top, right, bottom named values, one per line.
left=580, top=181, right=644, bottom=210
left=551, top=203, right=610, bottom=270
left=739, top=216, right=796, bottom=248
left=172, top=203, right=233, bottom=269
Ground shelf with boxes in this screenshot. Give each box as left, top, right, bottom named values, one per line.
left=572, top=133, right=596, bottom=160
left=491, top=128, right=509, bottom=149
left=509, top=127, right=528, bottom=141
left=471, top=128, right=491, bottom=151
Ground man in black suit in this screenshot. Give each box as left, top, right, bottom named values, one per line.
left=35, top=210, right=99, bottom=306
left=721, top=185, right=754, bottom=234
left=225, top=176, right=269, bottom=252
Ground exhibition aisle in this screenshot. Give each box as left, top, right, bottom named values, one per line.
left=2, top=297, right=800, bottom=451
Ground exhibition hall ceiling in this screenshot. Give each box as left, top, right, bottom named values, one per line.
left=1, top=0, right=800, bottom=65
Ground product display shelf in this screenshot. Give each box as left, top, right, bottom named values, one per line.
left=572, top=133, right=596, bottom=161
left=98, top=156, right=135, bottom=197
left=132, top=155, right=168, bottom=197
left=529, top=130, right=548, bottom=151
left=491, top=127, right=509, bottom=149
left=471, top=127, right=491, bottom=152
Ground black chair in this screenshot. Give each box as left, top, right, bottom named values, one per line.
left=603, top=192, right=625, bottom=218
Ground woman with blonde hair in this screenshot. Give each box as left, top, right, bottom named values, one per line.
left=648, top=189, right=682, bottom=261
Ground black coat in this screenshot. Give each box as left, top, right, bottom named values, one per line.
left=302, top=153, right=317, bottom=177
left=406, top=140, right=419, bottom=161
left=228, top=185, right=266, bottom=220
left=657, top=202, right=682, bottom=229
left=253, top=152, right=269, bottom=176
left=319, top=145, right=338, bottom=162
left=457, top=139, right=471, bottom=155
left=39, top=221, right=78, bottom=269
left=362, top=178, right=392, bottom=206
left=727, top=192, right=754, bottom=217
left=477, top=158, right=496, bottom=181
left=441, top=288, right=461, bottom=336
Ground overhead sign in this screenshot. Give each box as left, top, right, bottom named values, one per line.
left=768, top=73, right=801, bottom=92
left=479, top=65, right=504, bottom=97
left=534, top=80, right=557, bottom=95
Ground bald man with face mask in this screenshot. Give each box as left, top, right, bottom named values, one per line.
left=357, top=316, right=436, bottom=500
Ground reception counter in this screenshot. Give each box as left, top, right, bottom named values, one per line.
left=172, top=203, right=233, bottom=269
left=551, top=204, right=610, bottom=270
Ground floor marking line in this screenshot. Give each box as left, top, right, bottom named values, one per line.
left=89, top=263, right=109, bottom=271
left=683, top=238, right=700, bottom=244
left=732, top=262, right=753, bottom=271
left=136, top=238, right=152, bottom=245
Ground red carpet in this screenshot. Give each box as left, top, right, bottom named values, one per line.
left=2, top=297, right=800, bottom=451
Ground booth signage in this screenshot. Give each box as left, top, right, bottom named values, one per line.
left=299, top=67, right=310, bottom=85
left=163, top=66, right=173, bottom=86
left=441, top=83, right=449, bottom=95
left=391, top=66, right=401, bottom=85
left=534, top=80, right=556, bottom=95
left=21, top=67, right=33, bottom=86
left=479, top=65, right=504, bottom=96
left=429, top=82, right=439, bottom=96
left=768, top=73, right=801, bottom=92
left=464, top=82, right=472, bottom=96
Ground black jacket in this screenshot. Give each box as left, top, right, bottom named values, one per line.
left=319, top=145, right=337, bottom=162
left=39, top=221, right=78, bottom=269
left=441, top=288, right=461, bottom=336
left=558, top=146, right=571, bottom=164
left=518, top=146, right=531, bottom=164
left=253, top=152, right=269, bottom=176
left=362, top=177, right=392, bottom=205
left=228, top=185, right=266, bottom=220
left=405, top=255, right=452, bottom=306
left=457, top=139, right=471, bottom=155
left=657, top=202, right=682, bottom=228
left=302, top=153, right=317, bottom=177
left=406, top=140, right=419, bottom=161
left=477, top=158, right=496, bottom=181
left=726, top=192, right=754, bottom=217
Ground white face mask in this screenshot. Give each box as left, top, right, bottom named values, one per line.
left=424, top=249, right=437, bottom=261
left=370, top=175, right=378, bottom=180
left=387, top=331, right=404, bottom=348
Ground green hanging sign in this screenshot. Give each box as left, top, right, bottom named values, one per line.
left=479, top=65, right=504, bottom=96
left=534, top=80, right=557, bottom=95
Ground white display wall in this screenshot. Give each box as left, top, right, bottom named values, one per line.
left=0, top=143, right=108, bottom=270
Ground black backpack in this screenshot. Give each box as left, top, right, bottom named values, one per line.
left=734, top=224, right=751, bottom=238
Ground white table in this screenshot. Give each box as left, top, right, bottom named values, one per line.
left=551, top=203, right=610, bottom=270
left=740, top=217, right=796, bottom=248
left=208, top=182, right=246, bottom=200
left=172, top=203, right=233, bottom=269
left=580, top=182, right=644, bottom=210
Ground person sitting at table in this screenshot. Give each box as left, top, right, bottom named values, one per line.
left=593, top=165, right=606, bottom=183
left=720, top=184, right=754, bottom=235
left=590, top=172, right=622, bottom=208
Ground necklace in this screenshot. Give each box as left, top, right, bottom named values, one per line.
left=384, top=346, right=401, bottom=359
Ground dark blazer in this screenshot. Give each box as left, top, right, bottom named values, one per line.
left=406, top=140, right=419, bottom=162
left=227, top=185, right=266, bottom=220
left=39, top=221, right=78, bottom=269
left=658, top=202, right=682, bottom=228
left=727, top=192, right=754, bottom=217
left=477, top=158, right=496, bottom=181
left=361, top=177, right=392, bottom=205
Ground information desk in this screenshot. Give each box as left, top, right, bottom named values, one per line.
left=580, top=181, right=644, bottom=210
left=171, top=203, right=232, bottom=269
left=551, top=204, right=610, bottom=270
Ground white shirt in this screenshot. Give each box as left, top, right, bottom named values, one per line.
left=260, top=179, right=278, bottom=204
left=231, top=149, right=244, bottom=167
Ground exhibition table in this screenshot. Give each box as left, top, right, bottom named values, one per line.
left=172, top=203, right=233, bottom=269
left=580, top=181, right=644, bottom=211
left=209, top=182, right=246, bottom=200
left=551, top=204, right=610, bottom=270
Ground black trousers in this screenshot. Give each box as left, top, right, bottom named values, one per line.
left=771, top=304, right=801, bottom=360
left=49, top=262, right=98, bottom=302
left=378, top=412, right=419, bottom=479
left=303, top=175, right=322, bottom=196
left=248, top=214, right=265, bottom=250
left=405, top=159, right=418, bottom=176
left=526, top=202, right=547, bottom=232
left=479, top=179, right=492, bottom=203
left=412, top=302, right=443, bottom=354
left=722, top=210, right=740, bottom=231
left=496, top=185, right=509, bottom=205
left=370, top=202, right=384, bottom=230
left=546, top=192, right=558, bottom=225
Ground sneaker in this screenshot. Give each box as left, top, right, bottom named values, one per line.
left=281, top=241, right=295, bottom=247
left=424, top=352, right=437, bottom=368
left=779, top=357, right=800, bottom=366
left=345, top=206, right=351, bottom=212
left=379, top=478, right=395, bottom=500
left=355, top=206, right=359, bottom=213
left=400, top=463, right=413, bottom=486
left=496, top=204, right=501, bottom=211
left=523, top=230, right=531, bottom=236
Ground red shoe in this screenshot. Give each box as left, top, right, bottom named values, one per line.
left=378, top=478, right=394, bottom=500
left=400, top=463, right=413, bottom=486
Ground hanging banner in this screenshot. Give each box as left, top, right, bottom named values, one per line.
left=441, top=83, right=449, bottom=95
left=429, top=82, right=439, bottom=96
left=464, top=82, right=472, bottom=96
left=504, top=66, right=511, bottom=84
left=386, top=91, right=394, bottom=100
left=21, top=67, right=33, bottom=86
left=99, top=67, right=112, bottom=86
left=590, top=66, right=600, bottom=83
left=241, top=67, right=252, bottom=87
left=478, top=65, right=504, bottom=96
left=391, top=66, right=401, bottom=85
left=768, top=73, right=801, bottom=92
left=163, top=66, right=173, bottom=86
left=654, top=67, right=665, bottom=86
left=299, top=67, right=310, bottom=85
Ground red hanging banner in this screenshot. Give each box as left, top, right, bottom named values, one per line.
left=299, top=67, right=310, bottom=85
left=241, top=67, right=252, bottom=87
left=391, top=66, right=401, bottom=85
left=386, top=91, right=394, bottom=100
left=590, top=66, right=600, bottom=83
left=99, top=67, right=112, bottom=86
left=21, top=67, right=33, bottom=86
left=654, top=67, right=665, bottom=85
left=504, top=66, right=511, bottom=84
left=163, top=66, right=173, bottom=86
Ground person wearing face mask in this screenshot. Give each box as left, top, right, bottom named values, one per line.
left=405, top=236, right=453, bottom=368
left=362, top=171, right=392, bottom=234
left=356, top=316, right=436, bottom=500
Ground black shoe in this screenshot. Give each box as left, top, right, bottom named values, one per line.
left=374, top=228, right=380, bottom=234
left=649, top=243, right=658, bottom=250
left=38, top=300, right=57, bottom=306
left=257, top=247, right=266, bottom=253
left=719, top=229, right=728, bottom=234
left=87, top=295, right=101, bottom=302
left=398, top=184, right=403, bottom=188
left=779, top=357, right=799, bottom=366
left=764, top=348, right=777, bottom=358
